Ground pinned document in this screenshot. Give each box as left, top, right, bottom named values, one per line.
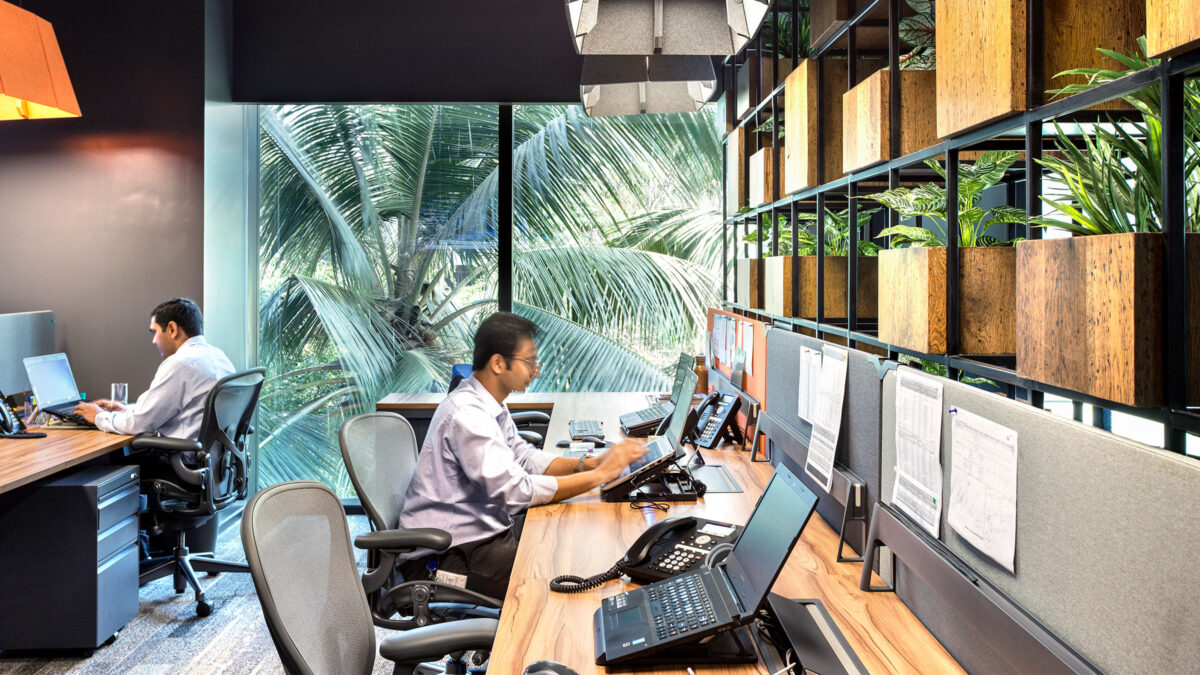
left=948, top=408, right=1019, bottom=573
left=741, top=321, right=754, bottom=377
left=892, top=369, right=944, bottom=537
left=803, top=346, right=848, bottom=493
left=796, top=347, right=819, bottom=421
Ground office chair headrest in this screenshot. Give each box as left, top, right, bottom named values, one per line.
left=521, top=660, right=579, bottom=675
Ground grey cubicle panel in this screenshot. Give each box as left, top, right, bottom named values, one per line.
left=880, top=367, right=1200, bottom=673
left=761, top=328, right=887, bottom=555
left=0, top=310, right=55, bottom=394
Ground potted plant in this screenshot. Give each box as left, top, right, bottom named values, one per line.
left=1018, top=41, right=1200, bottom=406
left=743, top=207, right=881, bottom=318
left=871, top=150, right=1026, bottom=354
left=842, top=0, right=939, bottom=172
left=749, top=120, right=786, bottom=206
left=737, top=6, right=808, bottom=119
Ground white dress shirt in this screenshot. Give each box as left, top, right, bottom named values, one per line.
left=94, top=335, right=236, bottom=439
left=398, top=374, right=559, bottom=548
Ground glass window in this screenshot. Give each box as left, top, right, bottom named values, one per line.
left=257, top=104, right=498, bottom=492
left=511, top=105, right=723, bottom=392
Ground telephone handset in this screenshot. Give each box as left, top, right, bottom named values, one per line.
left=683, top=392, right=743, bottom=449
left=549, top=515, right=743, bottom=593
left=0, top=390, right=46, bottom=439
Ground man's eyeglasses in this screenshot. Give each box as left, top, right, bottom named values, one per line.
left=507, top=355, right=540, bottom=372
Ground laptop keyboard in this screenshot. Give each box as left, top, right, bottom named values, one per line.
left=569, top=419, right=604, bottom=439
left=648, top=573, right=716, bottom=640
left=635, top=403, right=671, bottom=422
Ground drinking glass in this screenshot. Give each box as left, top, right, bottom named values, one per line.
left=111, top=382, right=129, bottom=406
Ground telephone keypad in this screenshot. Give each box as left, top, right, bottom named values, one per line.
left=649, top=530, right=731, bottom=575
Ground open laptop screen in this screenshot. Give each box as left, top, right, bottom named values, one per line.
left=667, top=353, right=697, bottom=404
left=619, top=367, right=697, bottom=478
left=24, top=353, right=81, bottom=408
left=723, top=463, right=818, bottom=613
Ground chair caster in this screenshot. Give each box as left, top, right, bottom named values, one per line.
left=206, top=571, right=220, bottom=577
left=196, top=600, right=213, bottom=617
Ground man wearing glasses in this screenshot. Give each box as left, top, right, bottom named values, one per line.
left=398, top=311, right=647, bottom=598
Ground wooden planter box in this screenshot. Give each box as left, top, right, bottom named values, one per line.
left=878, top=247, right=1016, bottom=354
left=735, top=258, right=762, bottom=309
left=936, top=0, right=1144, bottom=137
left=809, top=0, right=904, bottom=50
left=1016, top=233, right=1200, bottom=407
left=784, top=59, right=848, bottom=193
left=763, top=256, right=796, bottom=316
left=724, top=127, right=746, bottom=217
left=798, top=256, right=879, bottom=320
left=736, top=57, right=796, bottom=120
left=1147, top=0, right=1200, bottom=57
left=842, top=68, right=938, bottom=173
left=748, top=145, right=785, bottom=206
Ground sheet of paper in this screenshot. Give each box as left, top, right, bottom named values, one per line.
left=741, top=321, right=754, bottom=377
left=948, top=408, right=1019, bottom=573
left=712, top=318, right=725, bottom=367
left=804, top=346, right=848, bottom=493
left=892, top=368, right=944, bottom=537
left=796, top=347, right=814, bottom=420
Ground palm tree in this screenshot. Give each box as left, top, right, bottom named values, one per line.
left=258, top=104, right=722, bottom=492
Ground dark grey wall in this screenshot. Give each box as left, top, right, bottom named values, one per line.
left=0, top=1, right=205, bottom=400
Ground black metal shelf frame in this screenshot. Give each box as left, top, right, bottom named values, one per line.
left=718, top=1, right=1199, bottom=453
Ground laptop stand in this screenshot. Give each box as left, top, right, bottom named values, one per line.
left=604, top=624, right=758, bottom=669
left=753, top=594, right=868, bottom=675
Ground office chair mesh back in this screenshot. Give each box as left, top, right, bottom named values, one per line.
left=339, top=412, right=420, bottom=530
left=242, top=481, right=376, bottom=675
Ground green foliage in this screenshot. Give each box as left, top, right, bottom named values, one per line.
left=871, top=151, right=1025, bottom=247
left=766, top=1, right=811, bottom=59
left=1036, top=38, right=1200, bottom=235
left=742, top=208, right=882, bottom=257
left=898, top=0, right=936, bottom=71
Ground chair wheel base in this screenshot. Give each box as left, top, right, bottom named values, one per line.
left=196, top=601, right=213, bottom=617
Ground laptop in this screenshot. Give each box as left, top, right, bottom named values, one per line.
left=23, top=353, right=93, bottom=426
left=619, top=353, right=697, bottom=436
left=600, top=366, right=698, bottom=501
left=594, top=462, right=818, bottom=665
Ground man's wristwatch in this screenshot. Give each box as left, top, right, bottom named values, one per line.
left=576, top=455, right=588, bottom=473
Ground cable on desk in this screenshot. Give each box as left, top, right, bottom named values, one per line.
left=629, top=500, right=670, bottom=513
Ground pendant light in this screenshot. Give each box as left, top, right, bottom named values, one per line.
left=580, top=55, right=716, bottom=117
left=565, top=0, right=773, bottom=55
left=0, top=0, right=80, bottom=120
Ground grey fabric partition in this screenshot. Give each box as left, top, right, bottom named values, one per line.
left=880, top=367, right=1200, bottom=674
left=762, top=329, right=888, bottom=553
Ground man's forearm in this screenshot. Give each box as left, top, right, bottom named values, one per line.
left=550, top=464, right=617, bottom=502
left=544, top=454, right=601, bottom=476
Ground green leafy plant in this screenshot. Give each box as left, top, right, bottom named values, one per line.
left=766, top=1, right=811, bottom=60
left=871, top=150, right=1027, bottom=247
left=742, top=208, right=882, bottom=257
left=1036, top=38, right=1200, bottom=235
left=898, top=0, right=936, bottom=71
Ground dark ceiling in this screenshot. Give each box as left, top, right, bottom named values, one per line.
left=232, top=1, right=589, bottom=104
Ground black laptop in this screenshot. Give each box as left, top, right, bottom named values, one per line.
left=619, top=353, right=696, bottom=437
left=593, top=462, right=818, bottom=666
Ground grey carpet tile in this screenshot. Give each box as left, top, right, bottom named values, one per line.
left=0, top=515, right=393, bottom=675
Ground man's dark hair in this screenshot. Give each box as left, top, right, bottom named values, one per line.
left=151, top=298, right=204, bottom=337
left=472, top=312, right=537, bottom=371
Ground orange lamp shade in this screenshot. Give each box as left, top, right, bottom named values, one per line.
left=0, top=0, right=80, bottom=120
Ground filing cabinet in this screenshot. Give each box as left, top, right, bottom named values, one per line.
left=0, top=464, right=140, bottom=653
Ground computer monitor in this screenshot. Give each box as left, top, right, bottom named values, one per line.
left=23, top=353, right=82, bottom=409
left=0, top=311, right=55, bottom=394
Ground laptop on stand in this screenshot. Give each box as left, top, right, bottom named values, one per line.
left=23, top=353, right=95, bottom=427
left=594, top=462, right=818, bottom=666
left=619, top=353, right=696, bottom=437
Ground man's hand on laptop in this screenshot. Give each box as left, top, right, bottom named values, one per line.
left=73, top=402, right=102, bottom=424
left=597, top=438, right=649, bottom=481
left=93, top=398, right=127, bottom=412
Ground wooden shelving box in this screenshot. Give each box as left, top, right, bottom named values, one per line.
left=735, top=258, right=762, bottom=309
left=809, top=0, right=897, bottom=50
left=748, top=145, right=785, bottom=206
left=936, top=0, right=1144, bottom=137
left=1147, top=0, right=1200, bottom=57
left=842, top=68, right=938, bottom=173
left=784, top=59, right=848, bottom=193
left=878, top=247, right=1016, bottom=354
left=798, top=256, right=879, bottom=320
left=763, top=256, right=797, bottom=316
left=736, top=58, right=795, bottom=120
left=1016, top=233, right=1200, bottom=407
left=724, top=127, right=746, bottom=217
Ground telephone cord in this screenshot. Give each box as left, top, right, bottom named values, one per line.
left=549, top=560, right=627, bottom=593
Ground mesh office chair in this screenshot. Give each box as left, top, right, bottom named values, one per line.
left=242, top=481, right=499, bottom=675
left=448, top=364, right=550, bottom=447
left=340, top=412, right=502, bottom=630
left=135, top=367, right=264, bottom=616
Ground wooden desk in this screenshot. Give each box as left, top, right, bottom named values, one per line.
left=487, top=393, right=963, bottom=675
left=0, top=428, right=133, bottom=494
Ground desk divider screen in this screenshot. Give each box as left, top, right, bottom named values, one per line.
left=760, top=328, right=890, bottom=557
left=880, top=367, right=1200, bottom=674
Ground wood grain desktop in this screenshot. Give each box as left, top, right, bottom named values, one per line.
left=478, top=393, right=962, bottom=674
left=0, top=427, right=133, bottom=494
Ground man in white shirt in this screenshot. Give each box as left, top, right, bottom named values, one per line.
left=399, top=312, right=648, bottom=598
left=73, top=298, right=235, bottom=437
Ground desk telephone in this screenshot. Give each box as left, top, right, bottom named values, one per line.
left=0, top=390, right=45, bottom=439
left=549, top=515, right=743, bottom=593
left=683, top=392, right=743, bottom=449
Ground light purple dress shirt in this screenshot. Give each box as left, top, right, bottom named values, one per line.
left=398, top=374, right=559, bottom=548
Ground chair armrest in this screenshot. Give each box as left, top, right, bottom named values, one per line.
left=511, top=411, right=550, bottom=425
left=354, top=528, right=450, bottom=552
left=130, top=436, right=203, bottom=454
left=378, top=617, right=498, bottom=665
